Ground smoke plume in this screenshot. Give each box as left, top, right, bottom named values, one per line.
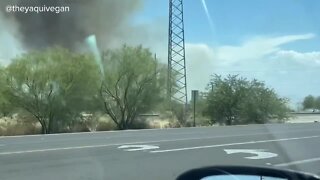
left=0, top=9, right=24, bottom=65
left=0, top=0, right=142, bottom=54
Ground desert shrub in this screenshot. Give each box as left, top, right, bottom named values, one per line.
left=96, top=121, right=117, bottom=131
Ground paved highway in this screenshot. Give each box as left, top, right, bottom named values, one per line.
left=0, top=123, right=320, bottom=180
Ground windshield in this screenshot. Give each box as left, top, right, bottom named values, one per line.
left=0, top=0, right=320, bottom=180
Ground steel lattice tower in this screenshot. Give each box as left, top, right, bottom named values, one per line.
left=168, top=0, right=188, bottom=107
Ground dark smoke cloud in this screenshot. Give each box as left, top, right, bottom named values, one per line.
left=0, top=0, right=142, bottom=51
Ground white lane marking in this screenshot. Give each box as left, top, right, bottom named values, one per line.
left=274, top=157, right=320, bottom=167
left=0, top=123, right=315, bottom=138
left=118, top=145, right=159, bottom=152
left=224, top=149, right=278, bottom=159
left=15, top=128, right=320, bottom=147
left=0, top=142, right=158, bottom=155
left=0, top=144, right=118, bottom=155
left=0, top=135, right=225, bottom=155
left=150, top=135, right=320, bottom=153
left=0, top=126, right=213, bottom=138
left=0, top=134, right=319, bottom=156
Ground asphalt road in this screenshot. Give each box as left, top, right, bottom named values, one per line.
left=0, top=123, right=320, bottom=180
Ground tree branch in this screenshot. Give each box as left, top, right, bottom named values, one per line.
left=103, top=101, right=119, bottom=126
left=126, top=74, right=155, bottom=125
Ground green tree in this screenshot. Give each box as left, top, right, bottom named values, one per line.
left=315, top=96, right=320, bottom=110
left=204, top=75, right=249, bottom=125
left=100, top=45, right=166, bottom=130
left=239, top=79, right=290, bottom=124
left=0, top=67, right=14, bottom=117
left=302, top=95, right=315, bottom=110
left=4, top=47, right=100, bottom=133
left=204, top=74, right=290, bottom=125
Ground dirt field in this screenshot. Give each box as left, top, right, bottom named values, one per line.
left=287, top=113, right=320, bottom=123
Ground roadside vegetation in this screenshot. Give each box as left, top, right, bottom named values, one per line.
left=0, top=45, right=291, bottom=135
left=203, top=75, right=290, bottom=125
left=301, top=95, right=320, bottom=112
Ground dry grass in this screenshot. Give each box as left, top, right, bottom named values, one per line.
left=0, top=112, right=191, bottom=136
left=0, top=118, right=41, bottom=136
left=96, top=121, right=117, bottom=131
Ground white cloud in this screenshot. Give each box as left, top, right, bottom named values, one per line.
left=215, top=33, right=315, bottom=65
left=183, top=33, right=320, bottom=105
left=274, top=50, right=320, bottom=66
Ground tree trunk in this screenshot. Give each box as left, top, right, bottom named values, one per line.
left=117, top=120, right=128, bottom=130
left=226, top=117, right=232, bottom=126
left=38, top=119, right=48, bottom=134
left=48, top=120, right=53, bottom=134
left=122, top=121, right=128, bottom=130
left=41, top=125, right=48, bottom=134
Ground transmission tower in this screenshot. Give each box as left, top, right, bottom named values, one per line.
left=168, top=0, right=188, bottom=107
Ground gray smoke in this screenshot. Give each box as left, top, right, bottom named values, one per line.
left=0, top=11, right=24, bottom=65
left=0, top=0, right=142, bottom=52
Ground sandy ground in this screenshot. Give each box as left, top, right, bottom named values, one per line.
left=287, top=114, right=320, bottom=123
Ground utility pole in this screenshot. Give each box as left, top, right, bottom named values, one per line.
left=168, top=0, right=188, bottom=120
left=192, top=90, right=199, bottom=127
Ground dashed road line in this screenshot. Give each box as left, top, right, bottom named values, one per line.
left=274, top=157, right=320, bottom=167
left=150, top=135, right=320, bottom=153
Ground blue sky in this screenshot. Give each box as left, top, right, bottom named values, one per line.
left=131, top=0, right=320, bottom=107
left=138, top=0, right=320, bottom=50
